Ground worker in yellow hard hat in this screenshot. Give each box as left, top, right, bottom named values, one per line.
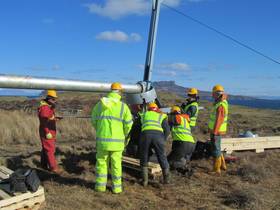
left=138, top=102, right=170, bottom=186
left=38, top=90, right=63, bottom=174
left=181, top=88, right=199, bottom=133
left=208, top=84, right=229, bottom=175
left=92, top=82, right=133, bottom=194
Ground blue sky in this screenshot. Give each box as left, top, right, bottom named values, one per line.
left=0, top=0, right=280, bottom=96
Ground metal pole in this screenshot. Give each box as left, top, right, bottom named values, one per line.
left=0, top=75, right=142, bottom=94
left=143, top=0, right=162, bottom=90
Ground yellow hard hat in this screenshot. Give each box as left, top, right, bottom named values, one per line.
left=171, top=105, right=181, bottom=113
left=212, top=85, right=224, bottom=93
left=111, top=82, right=123, bottom=91
left=47, top=90, right=58, bottom=98
left=187, top=88, right=198, bottom=95
left=148, top=102, right=158, bottom=109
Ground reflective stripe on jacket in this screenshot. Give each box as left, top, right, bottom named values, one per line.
left=91, top=92, right=133, bottom=151
left=140, top=111, right=167, bottom=133
left=172, top=115, right=194, bottom=143
left=183, top=101, right=199, bottom=127
left=208, top=99, right=229, bottom=134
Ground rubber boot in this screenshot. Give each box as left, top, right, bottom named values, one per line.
left=163, top=168, right=171, bottom=184
left=142, top=167, right=148, bottom=187
left=213, top=156, right=222, bottom=175
left=221, top=154, right=227, bottom=171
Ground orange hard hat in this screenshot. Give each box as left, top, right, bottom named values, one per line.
left=148, top=102, right=158, bottom=109
left=47, top=90, right=58, bottom=98
left=171, top=105, right=181, bottom=113
left=212, top=84, right=224, bottom=93
left=187, top=88, right=198, bottom=95
left=111, top=82, right=122, bottom=91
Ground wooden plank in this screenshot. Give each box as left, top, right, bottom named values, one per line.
left=0, top=189, right=11, bottom=200
left=0, top=166, right=45, bottom=210
left=0, top=166, right=13, bottom=175
left=122, top=156, right=162, bottom=175
left=221, top=136, right=280, bottom=154
left=0, top=171, right=9, bottom=180
left=123, top=156, right=161, bottom=168
left=0, top=186, right=44, bottom=208
left=0, top=194, right=45, bottom=210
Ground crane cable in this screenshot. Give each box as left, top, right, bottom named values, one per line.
left=162, top=3, right=280, bottom=65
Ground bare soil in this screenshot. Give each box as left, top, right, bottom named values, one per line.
left=0, top=92, right=280, bottom=210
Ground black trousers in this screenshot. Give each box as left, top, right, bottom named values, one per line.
left=140, top=131, right=169, bottom=170
left=167, top=141, right=195, bottom=169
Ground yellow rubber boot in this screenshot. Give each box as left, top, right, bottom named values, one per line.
left=221, top=155, right=227, bottom=171
left=213, top=156, right=221, bottom=175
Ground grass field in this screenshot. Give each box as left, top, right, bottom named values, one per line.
left=0, top=91, right=279, bottom=210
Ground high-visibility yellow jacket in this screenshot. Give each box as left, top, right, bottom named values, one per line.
left=208, top=99, right=229, bottom=135
left=91, top=92, right=133, bottom=151
left=183, top=101, right=199, bottom=127
left=172, top=115, right=194, bottom=143
left=140, top=111, right=167, bottom=133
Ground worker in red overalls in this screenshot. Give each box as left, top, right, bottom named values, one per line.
left=38, top=90, right=62, bottom=173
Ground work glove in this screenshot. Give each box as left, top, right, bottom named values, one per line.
left=124, top=136, right=130, bottom=147
left=46, top=133, right=53, bottom=140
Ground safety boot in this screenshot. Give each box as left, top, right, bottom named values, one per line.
left=221, top=154, right=227, bottom=171
left=163, top=168, right=171, bottom=184
left=142, top=167, right=149, bottom=187
left=213, top=156, right=222, bottom=175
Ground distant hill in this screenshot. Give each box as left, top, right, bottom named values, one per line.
left=153, top=81, right=280, bottom=110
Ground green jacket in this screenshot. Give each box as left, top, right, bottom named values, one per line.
left=91, top=92, right=133, bottom=151
left=183, top=101, right=199, bottom=127
left=140, top=111, right=167, bottom=133
left=208, top=99, right=229, bottom=134
left=172, top=115, right=194, bottom=143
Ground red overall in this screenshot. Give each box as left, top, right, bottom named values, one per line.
left=38, top=100, right=57, bottom=171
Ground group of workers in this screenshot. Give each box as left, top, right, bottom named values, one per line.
left=38, top=83, right=229, bottom=194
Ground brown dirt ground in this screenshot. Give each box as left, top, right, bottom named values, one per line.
left=0, top=92, right=280, bottom=210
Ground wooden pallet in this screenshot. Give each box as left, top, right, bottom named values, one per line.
left=221, top=136, right=280, bottom=154
left=0, top=166, right=45, bottom=210
left=122, top=156, right=162, bottom=176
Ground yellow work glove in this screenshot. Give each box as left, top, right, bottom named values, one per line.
left=125, top=136, right=130, bottom=147
left=46, top=133, right=53, bottom=140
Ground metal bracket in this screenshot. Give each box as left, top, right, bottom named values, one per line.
left=125, top=81, right=157, bottom=105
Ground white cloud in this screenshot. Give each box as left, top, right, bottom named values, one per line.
left=163, top=0, right=181, bottom=7
left=158, top=70, right=177, bottom=77
left=52, top=64, right=61, bottom=71
left=136, top=64, right=145, bottom=70
left=85, top=0, right=183, bottom=19
left=187, top=0, right=205, bottom=2
left=85, top=0, right=150, bottom=19
left=96, top=30, right=142, bottom=42
left=27, top=66, right=46, bottom=71
left=158, top=62, right=191, bottom=71
left=130, top=33, right=142, bottom=42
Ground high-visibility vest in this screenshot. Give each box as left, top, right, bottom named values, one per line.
left=140, top=111, right=167, bottom=133
left=172, top=115, right=194, bottom=143
left=91, top=92, right=133, bottom=151
left=208, top=100, right=229, bottom=133
left=183, top=101, right=199, bottom=127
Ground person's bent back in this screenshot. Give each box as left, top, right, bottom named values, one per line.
left=139, top=102, right=170, bottom=186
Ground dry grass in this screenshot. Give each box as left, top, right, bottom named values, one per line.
left=0, top=110, right=95, bottom=145
left=0, top=93, right=280, bottom=210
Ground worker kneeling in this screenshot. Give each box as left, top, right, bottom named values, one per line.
left=91, top=82, right=133, bottom=194
left=168, top=106, right=195, bottom=175
left=139, top=102, right=170, bottom=187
